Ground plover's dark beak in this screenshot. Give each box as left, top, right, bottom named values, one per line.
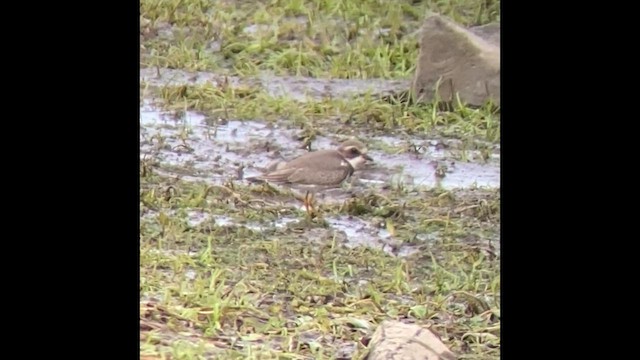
left=362, top=153, right=374, bottom=162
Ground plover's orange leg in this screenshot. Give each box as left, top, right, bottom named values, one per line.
left=303, top=191, right=316, bottom=217
left=308, top=191, right=316, bottom=213
left=302, top=191, right=310, bottom=215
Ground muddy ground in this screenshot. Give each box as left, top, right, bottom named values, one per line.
left=140, top=73, right=500, bottom=358
left=140, top=1, right=500, bottom=357
left=140, top=89, right=500, bottom=256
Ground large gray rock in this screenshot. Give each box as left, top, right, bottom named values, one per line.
left=412, top=13, right=500, bottom=107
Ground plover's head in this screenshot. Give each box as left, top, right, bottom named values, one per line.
left=336, top=139, right=374, bottom=169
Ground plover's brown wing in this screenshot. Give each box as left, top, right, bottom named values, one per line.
left=247, top=167, right=298, bottom=184
left=283, top=150, right=341, bottom=169
left=287, top=167, right=353, bottom=186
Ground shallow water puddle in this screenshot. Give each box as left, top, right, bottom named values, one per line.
left=325, top=216, right=391, bottom=247
left=210, top=213, right=424, bottom=257
left=141, top=101, right=499, bottom=190
left=360, top=154, right=499, bottom=189
left=141, top=101, right=498, bottom=256
left=141, top=100, right=299, bottom=184
left=359, top=135, right=500, bottom=189
left=143, top=207, right=495, bottom=259
left=325, top=215, right=425, bottom=257
left=141, top=68, right=409, bottom=102
left=211, top=215, right=298, bottom=232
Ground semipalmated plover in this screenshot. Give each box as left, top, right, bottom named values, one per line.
left=246, top=139, right=374, bottom=214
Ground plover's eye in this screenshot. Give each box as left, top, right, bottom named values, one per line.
left=350, top=148, right=360, bottom=155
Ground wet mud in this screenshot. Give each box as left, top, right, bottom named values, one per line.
left=141, top=90, right=499, bottom=256
left=141, top=67, right=410, bottom=102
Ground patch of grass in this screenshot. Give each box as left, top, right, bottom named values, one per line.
left=141, top=0, right=500, bottom=78
left=141, top=0, right=501, bottom=143
left=140, top=166, right=500, bottom=358
left=148, top=82, right=500, bottom=143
